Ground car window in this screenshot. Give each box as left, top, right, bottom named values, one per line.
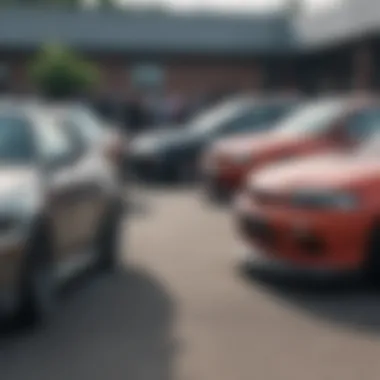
left=0, top=113, right=36, bottom=163
left=276, top=100, right=345, bottom=137
left=188, top=100, right=254, bottom=135
left=34, top=113, right=78, bottom=166
left=219, top=103, right=296, bottom=135
left=344, top=108, right=380, bottom=142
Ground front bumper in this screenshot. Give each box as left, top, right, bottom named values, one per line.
left=238, top=244, right=363, bottom=283
left=234, top=195, right=371, bottom=271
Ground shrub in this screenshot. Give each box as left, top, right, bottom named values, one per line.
left=29, top=44, right=99, bottom=99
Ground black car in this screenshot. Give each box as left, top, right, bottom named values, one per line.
left=129, top=96, right=300, bottom=182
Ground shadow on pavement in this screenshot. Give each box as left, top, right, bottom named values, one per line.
left=243, top=264, right=380, bottom=334
left=0, top=267, right=177, bottom=380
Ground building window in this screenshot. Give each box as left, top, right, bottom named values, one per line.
left=130, top=63, right=165, bottom=90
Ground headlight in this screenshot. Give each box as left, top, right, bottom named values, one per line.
left=0, top=188, right=40, bottom=229
left=291, top=190, right=358, bottom=211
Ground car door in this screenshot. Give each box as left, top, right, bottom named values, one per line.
left=34, top=112, right=89, bottom=260
left=60, top=112, right=112, bottom=250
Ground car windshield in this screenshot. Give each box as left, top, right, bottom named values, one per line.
left=248, top=102, right=298, bottom=127
left=344, top=107, right=380, bottom=143
left=188, top=100, right=254, bottom=134
left=68, top=107, right=106, bottom=144
left=275, top=99, right=346, bottom=137
left=0, top=113, right=35, bottom=164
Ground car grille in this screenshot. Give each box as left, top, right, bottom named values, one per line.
left=294, top=233, right=325, bottom=256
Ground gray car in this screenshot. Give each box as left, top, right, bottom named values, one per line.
left=0, top=101, right=124, bottom=326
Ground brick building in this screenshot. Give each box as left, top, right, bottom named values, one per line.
left=0, top=1, right=380, bottom=98
left=0, top=8, right=292, bottom=97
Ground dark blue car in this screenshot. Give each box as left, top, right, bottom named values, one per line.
left=129, top=95, right=301, bottom=182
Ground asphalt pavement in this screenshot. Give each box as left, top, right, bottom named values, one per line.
left=2, top=185, right=380, bottom=380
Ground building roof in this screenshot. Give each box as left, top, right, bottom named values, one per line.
left=0, top=8, right=293, bottom=56
left=294, top=0, right=380, bottom=49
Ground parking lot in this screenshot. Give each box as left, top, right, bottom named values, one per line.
left=2, top=185, right=380, bottom=380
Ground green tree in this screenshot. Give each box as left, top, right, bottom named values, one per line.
left=29, top=44, right=99, bottom=99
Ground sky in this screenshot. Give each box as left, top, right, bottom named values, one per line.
left=119, top=0, right=343, bottom=14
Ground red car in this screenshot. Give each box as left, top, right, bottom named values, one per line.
left=234, top=129, right=380, bottom=278
left=202, top=96, right=380, bottom=200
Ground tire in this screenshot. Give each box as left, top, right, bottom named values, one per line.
left=364, top=224, right=380, bottom=284
left=204, top=178, right=229, bottom=205
left=95, top=202, right=123, bottom=272
left=16, top=228, right=57, bottom=327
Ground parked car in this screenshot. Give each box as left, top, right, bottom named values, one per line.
left=202, top=96, right=380, bottom=200
left=129, top=96, right=299, bottom=182
left=234, top=114, right=380, bottom=277
left=0, top=102, right=124, bottom=326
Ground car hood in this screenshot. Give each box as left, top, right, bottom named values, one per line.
left=252, top=153, right=380, bottom=193
left=212, top=131, right=301, bottom=157
left=0, top=166, right=39, bottom=196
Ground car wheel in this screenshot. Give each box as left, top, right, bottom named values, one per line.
left=364, top=224, right=380, bottom=284
left=16, top=230, right=57, bottom=327
left=204, top=178, right=229, bottom=204
left=95, top=203, right=123, bottom=272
